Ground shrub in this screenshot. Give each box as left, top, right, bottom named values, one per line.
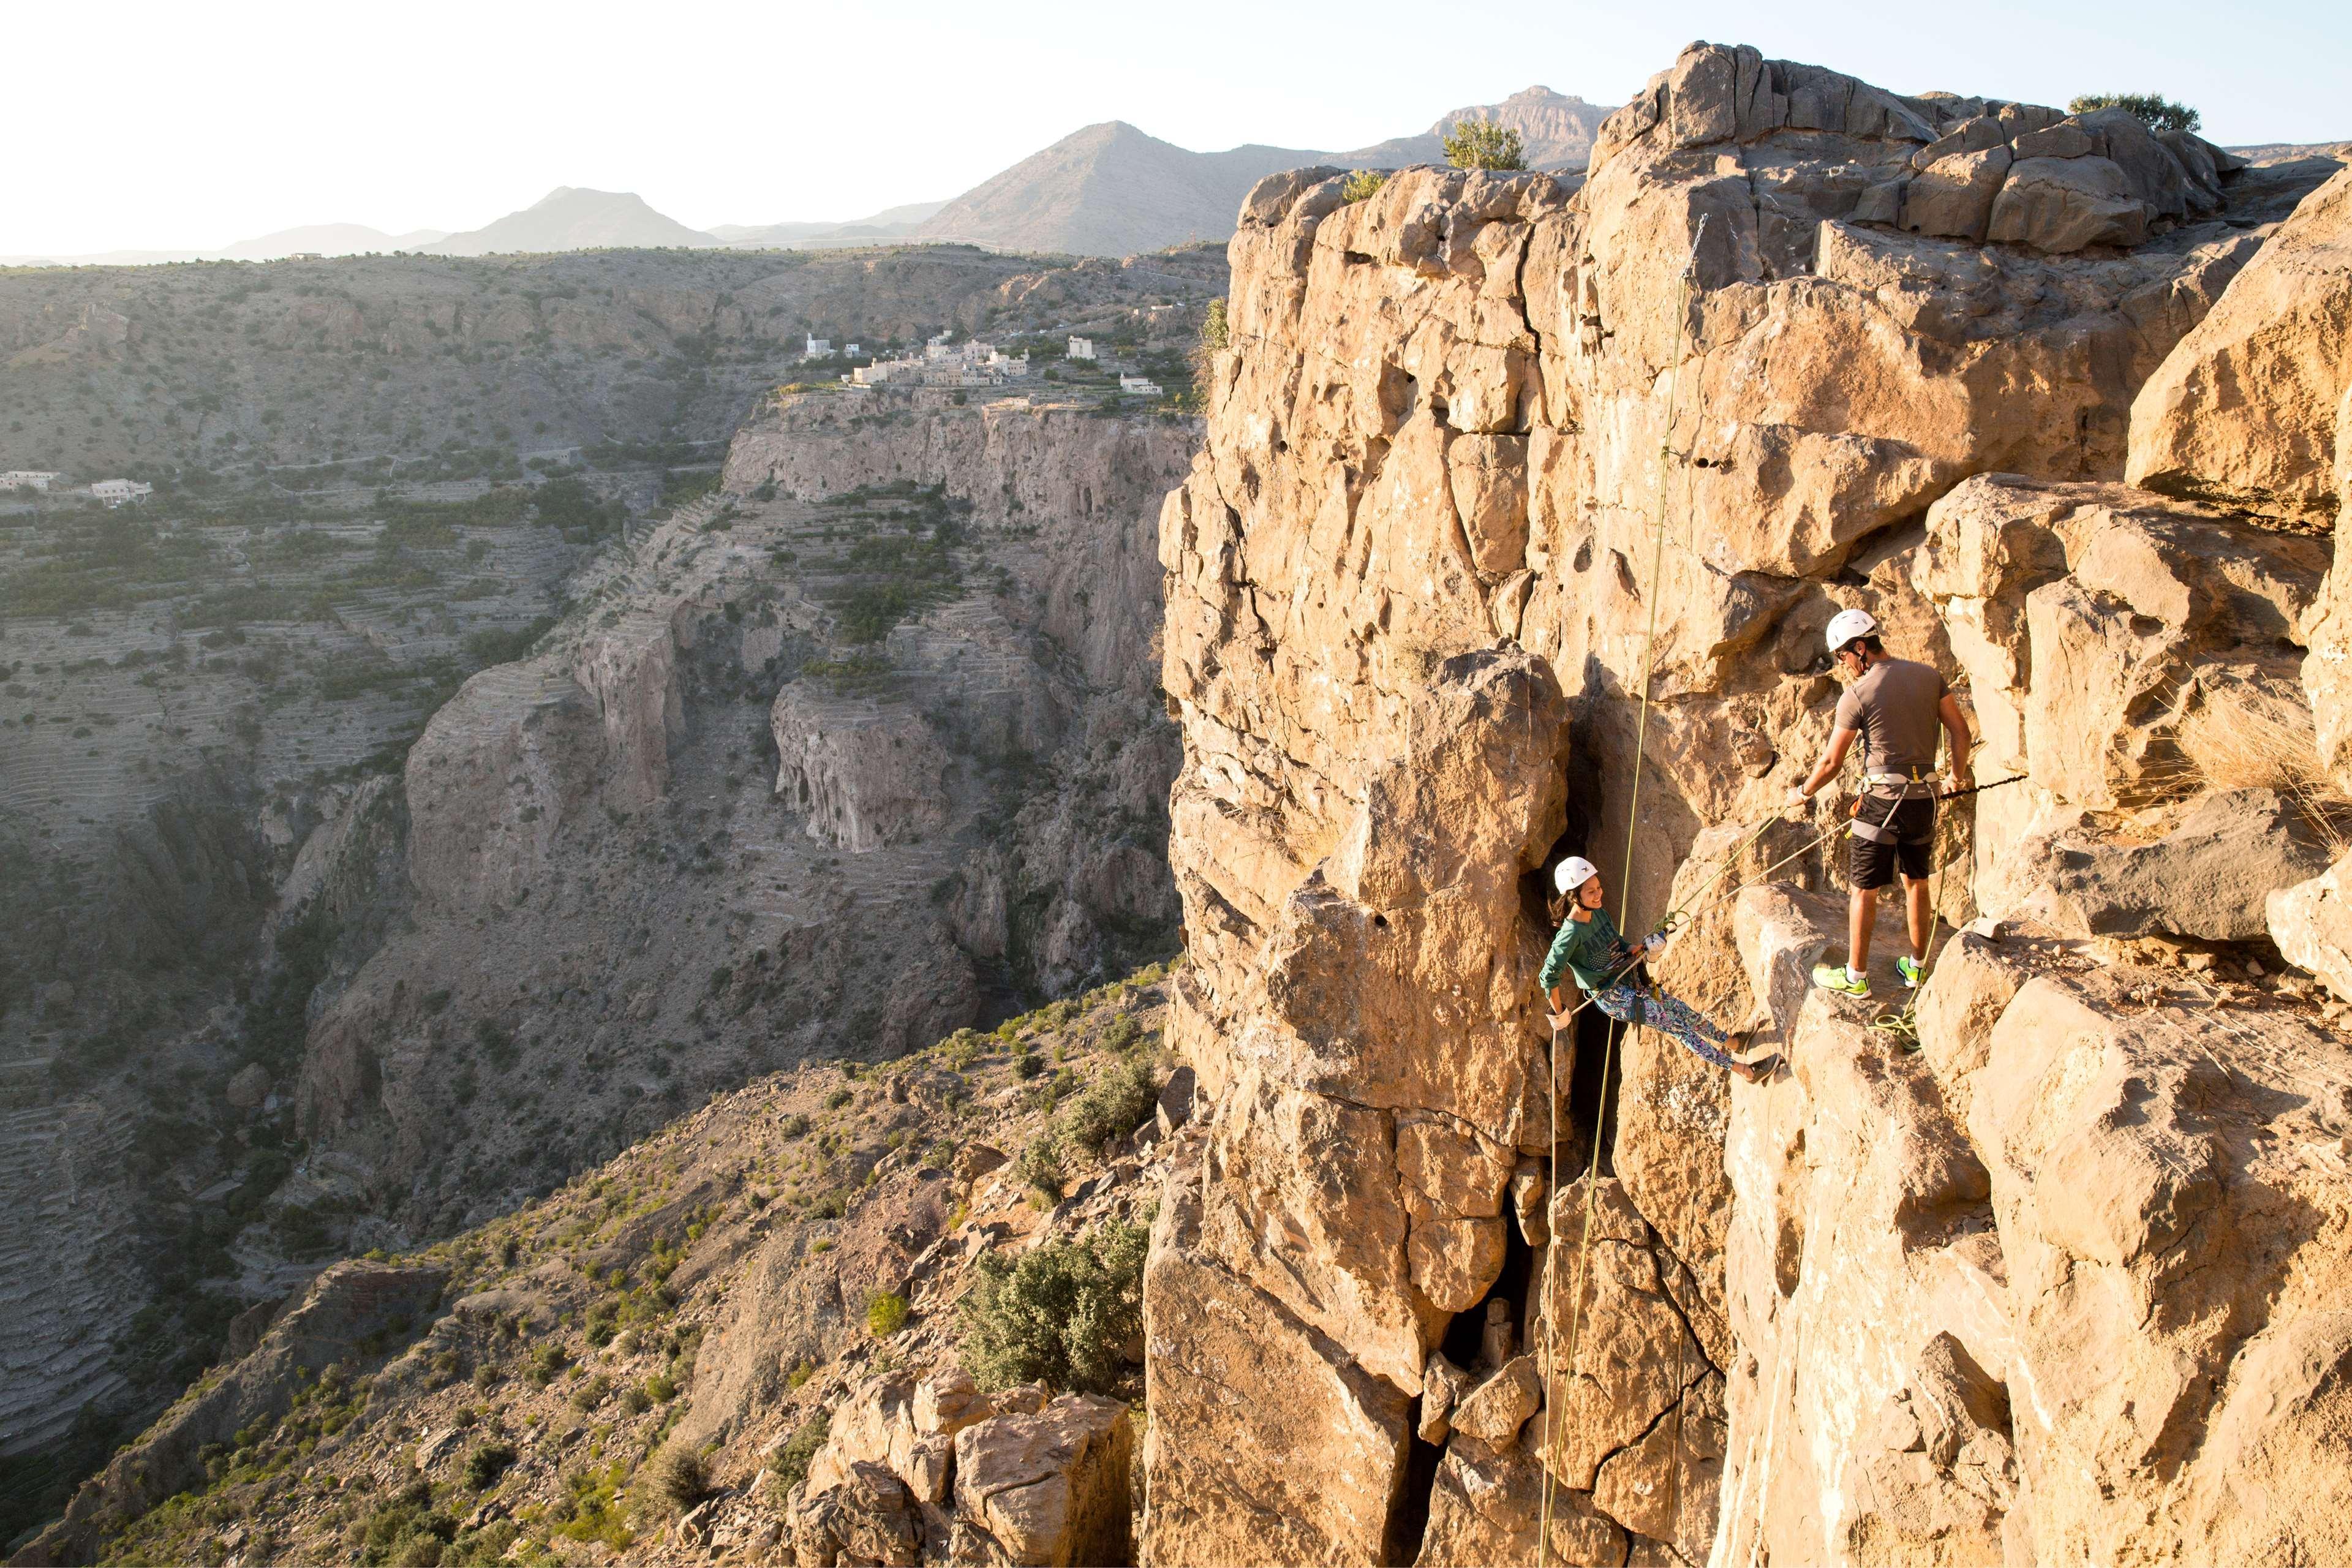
left=866, top=1291, right=909, bottom=1337
left=824, top=1087, right=853, bottom=1110
left=770, top=1412, right=831, bottom=1492
left=1058, top=1057, right=1161, bottom=1158
left=1443, top=119, right=1526, bottom=171
left=649, top=1445, right=710, bottom=1513
left=2067, top=92, right=2200, bottom=133
left=644, top=1371, right=678, bottom=1403
left=1010, top=1049, right=1042, bottom=1081
left=570, top=1373, right=611, bottom=1411
left=462, top=1442, right=516, bottom=1490
left=619, top=1385, right=652, bottom=1416
left=1340, top=168, right=1389, bottom=203
left=1015, top=1135, right=1064, bottom=1202
left=958, top=1220, right=1148, bottom=1395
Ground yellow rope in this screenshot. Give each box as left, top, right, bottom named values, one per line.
left=1536, top=216, right=1705, bottom=1568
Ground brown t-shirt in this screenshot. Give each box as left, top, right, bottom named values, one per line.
left=1834, top=657, right=1949, bottom=792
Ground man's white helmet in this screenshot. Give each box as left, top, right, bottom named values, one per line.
left=1553, top=855, right=1601, bottom=894
left=1825, top=607, right=1880, bottom=654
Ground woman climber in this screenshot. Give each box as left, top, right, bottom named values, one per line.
left=1539, top=856, right=1781, bottom=1084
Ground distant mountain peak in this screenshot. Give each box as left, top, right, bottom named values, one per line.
left=426, top=187, right=717, bottom=257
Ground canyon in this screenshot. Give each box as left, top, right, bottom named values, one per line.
left=0, top=244, right=1214, bottom=1540
left=13, top=37, right=2352, bottom=1568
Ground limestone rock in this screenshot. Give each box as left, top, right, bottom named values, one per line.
left=225, top=1062, right=270, bottom=1111
left=1142, top=1158, right=1411, bottom=1567
left=1448, top=1354, right=1540, bottom=1448
left=771, top=688, right=956, bottom=853
left=1987, top=156, right=2149, bottom=251
left=952, top=1394, right=1134, bottom=1567
left=2032, top=788, right=2336, bottom=940
left=791, top=1462, right=919, bottom=1568
left=1150, top=34, right=2347, bottom=1568
left=2269, top=850, right=2352, bottom=999
left=2128, top=166, right=2352, bottom=521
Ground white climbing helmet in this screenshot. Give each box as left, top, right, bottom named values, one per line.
left=1553, top=855, right=1601, bottom=895
left=1825, top=606, right=1880, bottom=655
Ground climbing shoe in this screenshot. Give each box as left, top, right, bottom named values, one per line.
left=1897, top=956, right=1926, bottom=989
left=1812, top=962, right=1871, bottom=998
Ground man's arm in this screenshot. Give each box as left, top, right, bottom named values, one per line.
left=1939, top=693, right=1973, bottom=788
left=1790, top=726, right=1858, bottom=807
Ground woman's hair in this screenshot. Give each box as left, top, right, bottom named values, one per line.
left=1546, top=890, right=1572, bottom=924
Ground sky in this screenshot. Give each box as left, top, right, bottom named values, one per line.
left=7, top=0, right=2348, bottom=257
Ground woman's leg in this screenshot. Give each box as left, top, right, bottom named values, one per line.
left=1633, top=990, right=1740, bottom=1069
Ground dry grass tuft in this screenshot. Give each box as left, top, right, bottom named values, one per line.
left=2166, top=690, right=2351, bottom=857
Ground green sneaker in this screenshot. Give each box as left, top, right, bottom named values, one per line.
left=1897, top=956, right=1926, bottom=989
left=1812, top=962, right=1871, bottom=998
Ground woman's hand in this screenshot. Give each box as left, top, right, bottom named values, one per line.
left=1546, top=1009, right=1576, bottom=1031
left=1643, top=932, right=1666, bottom=957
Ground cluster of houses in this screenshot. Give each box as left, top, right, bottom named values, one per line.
left=1, top=470, right=153, bottom=507
left=844, top=332, right=1033, bottom=390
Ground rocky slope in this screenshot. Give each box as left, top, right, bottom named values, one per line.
left=0, top=252, right=1215, bottom=1532
left=17, top=973, right=1184, bottom=1567
left=1144, top=40, right=2349, bottom=1567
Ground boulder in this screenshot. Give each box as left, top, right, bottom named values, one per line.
left=2269, top=851, right=2352, bottom=998
left=790, top=1462, right=918, bottom=1568
left=2128, top=166, right=2352, bottom=521
left=1448, top=1355, right=1540, bottom=1448
left=1903, top=145, right=2011, bottom=241
left=224, top=1062, right=271, bottom=1110
left=951, top=1394, right=1134, bottom=1567
left=1986, top=156, right=2149, bottom=251
left=2032, top=788, right=2337, bottom=940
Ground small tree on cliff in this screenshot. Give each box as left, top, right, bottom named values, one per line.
left=2068, top=92, right=2201, bottom=133
left=1444, top=119, right=1526, bottom=171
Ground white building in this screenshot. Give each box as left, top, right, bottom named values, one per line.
left=91, top=479, right=154, bottom=507
left=845, top=342, right=861, bottom=356
left=1118, top=374, right=1162, bottom=397
left=0, top=470, right=61, bottom=491
left=1067, top=336, right=1096, bottom=361
left=804, top=336, right=834, bottom=358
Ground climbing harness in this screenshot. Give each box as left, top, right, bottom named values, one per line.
left=1537, top=214, right=1707, bottom=1568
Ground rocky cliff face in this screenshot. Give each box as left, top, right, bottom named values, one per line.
left=291, top=394, right=1190, bottom=1253
left=1145, top=41, right=2347, bottom=1567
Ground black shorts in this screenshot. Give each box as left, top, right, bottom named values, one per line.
left=1849, top=796, right=1935, bottom=890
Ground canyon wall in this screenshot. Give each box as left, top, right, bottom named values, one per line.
left=1145, top=42, right=2347, bottom=1567
left=292, top=396, right=1191, bottom=1248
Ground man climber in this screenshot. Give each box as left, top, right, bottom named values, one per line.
left=1785, top=608, right=1973, bottom=997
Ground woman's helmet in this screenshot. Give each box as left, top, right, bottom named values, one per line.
left=1553, top=856, right=1601, bottom=894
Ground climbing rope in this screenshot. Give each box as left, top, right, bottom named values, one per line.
left=1536, top=214, right=1708, bottom=1568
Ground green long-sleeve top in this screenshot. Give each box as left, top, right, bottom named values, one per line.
left=1540, top=907, right=1634, bottom=995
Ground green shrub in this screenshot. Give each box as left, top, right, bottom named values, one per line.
left=866, top=1291, right=909, bottom=1337
left=1015, top=1135, right=1064, bottom=1202
left=957, top=1220, right=1148, bottom=1395
left=644, top=1371, right=678, bottom=1403
left=619, top=1385, right=652, bottom=1415
left=571, top=1373, right=612, bottom=1411
left=1010, top=1049, right=1042, bottom=1081
left=2067, top=92, right=2200, bottom=132
left=1340, top=168, right=1389, bottom=203
left=462, top=1442, right=516, bottom=1490
left=1442, top=119, right=1526, bottom=170
left=1058, top=1057, right=1161, bottom=1158
left=648, top=1445, right=710, bottom=1513
left=824, top=1086, right=853, bottom=1110
left=771, top=1415, right=831, bottom=1494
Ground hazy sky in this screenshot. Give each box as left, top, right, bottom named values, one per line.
left=10, top=0, right=2348, bottom=255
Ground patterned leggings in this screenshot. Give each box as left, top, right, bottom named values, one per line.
left=1589, top=986, right=1738, bottom=1069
